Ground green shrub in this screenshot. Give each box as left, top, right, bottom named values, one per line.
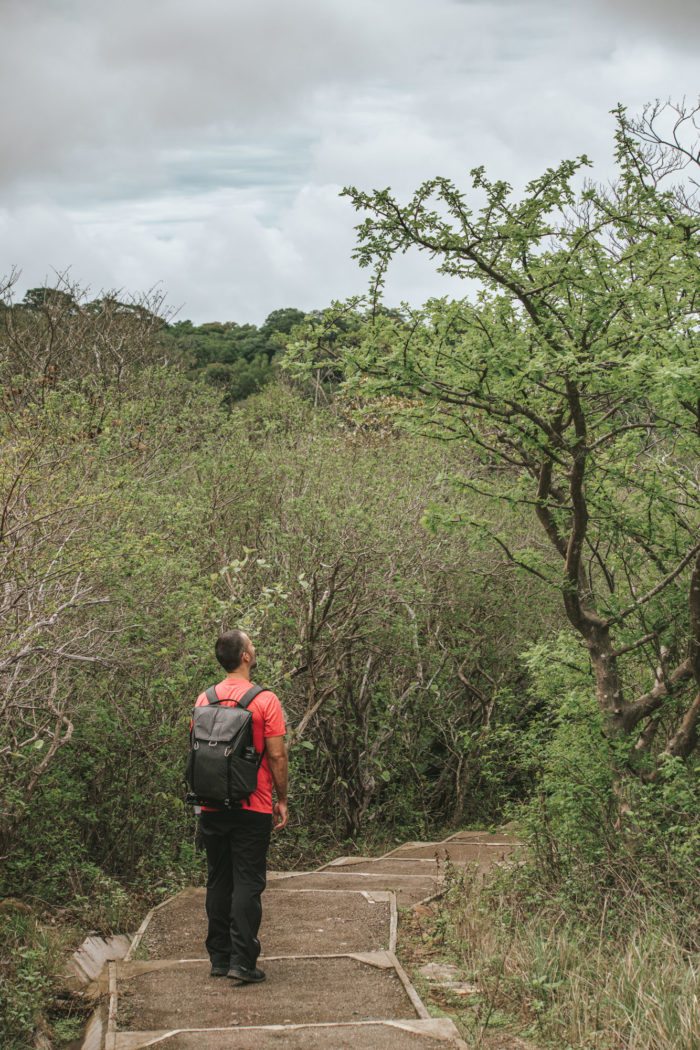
left=0, top=906, right=74, bottom=1050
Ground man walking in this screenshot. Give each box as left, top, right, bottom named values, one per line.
left=195, top=629, right=288, bottom=983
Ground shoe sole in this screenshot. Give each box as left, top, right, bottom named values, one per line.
left=227, top=971, right=266, bottom=983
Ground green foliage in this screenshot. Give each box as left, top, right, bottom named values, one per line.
left=516, top=635, right=616, bottom=867
left=493, top=633, right=700, bottom=941
left=168, top=307, right=306, bottom=404
left=286, top=102, right=700, bottom=776
left=0, top=357, right=542, bottom=925
left=0, top=905, right=77, bottom=1050
left=431, top=862, right=700, bottom=1049
left=2, top=102, right=699, bottom=1050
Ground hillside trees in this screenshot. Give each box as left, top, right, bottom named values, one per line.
left=189, top=387, right=552, bottom=837
left=0, top=367, right=243, bottom=880
left=0, top=416, right=109, bottom=857
left=287, top=102, right=700, bottom=776
left=0, top=351, right=554, bottom=1050
left=1, top=270, right=552, bottom=894
left=169, top=307, right=306, bottom=403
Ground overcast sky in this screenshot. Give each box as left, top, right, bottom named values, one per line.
left=1, top=0, right=698, bottom=324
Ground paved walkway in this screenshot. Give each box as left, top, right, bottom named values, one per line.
left=82, top=831, right=518, bottom=1050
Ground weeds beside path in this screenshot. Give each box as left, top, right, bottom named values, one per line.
left=398, top=858, right=700, bottom=1050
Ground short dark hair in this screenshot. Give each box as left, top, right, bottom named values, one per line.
left=215, top=629, right=249, bottom=672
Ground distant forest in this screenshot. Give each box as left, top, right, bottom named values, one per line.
left=168, top=308, right=307, bottom=402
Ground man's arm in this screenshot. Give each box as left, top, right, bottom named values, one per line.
left=265, top=734, right=288, bottom=830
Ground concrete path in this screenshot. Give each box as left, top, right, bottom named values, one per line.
left=82, top=831, right=520, bottom=1050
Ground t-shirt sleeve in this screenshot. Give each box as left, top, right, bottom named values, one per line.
left=262, top=691, right=286, bottom=737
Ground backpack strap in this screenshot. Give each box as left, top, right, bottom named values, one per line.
left=233, top=685, right=269, bottom=770
left=204, top=685, right=220, bottom=705
left=236, top=685, right=268, bottom=710
left=203, top=684, right=268, bottom=708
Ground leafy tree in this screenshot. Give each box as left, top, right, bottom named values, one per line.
left=259, top=307, right=307, bottom=344
left=22, top=286, right=78, bottom=314
left=203, top=353, right=275, bottom=405
left=166, top=308, right=306, bottom=404
left=170, top=309, right=306, bottom=365
left=288, top=102, right=700, bottom=775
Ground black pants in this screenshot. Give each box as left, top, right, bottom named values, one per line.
left=199, top=808, right=272, bottom=970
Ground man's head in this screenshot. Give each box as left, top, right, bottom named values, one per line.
left=215, top=629, right=256, bottom=675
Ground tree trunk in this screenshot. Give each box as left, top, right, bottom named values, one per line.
left=586, top=625, right=629, bottom=737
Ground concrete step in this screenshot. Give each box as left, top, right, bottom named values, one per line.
left=443, top=830, right=523, bottom=845
left=110, top=1017, right=468, bottom=1049
left=320, top=857, right=439, bottom=875
left=383, top=840, right=517, bottom=867
left=67, top=934, right=133, bottom=988
left=133, top=886, right=396, bottom=958
left=79, top=831, right=519, bottom=1049
left=268, top=870, right=438, bottom=906
left=109, top=952, right=425, bottom=1034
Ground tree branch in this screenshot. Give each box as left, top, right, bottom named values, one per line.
left=664, top=691, right=700, bottom=760
left=604, top=542, right=700, bottom=627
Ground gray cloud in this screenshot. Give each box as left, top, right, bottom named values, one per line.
left=0, top=0, right=565, bottom=193
left=586, top=0, right=700, bottom=45
left=1, top=0, right=387, bottom=188
left=1, top=0, right=698, bottom=321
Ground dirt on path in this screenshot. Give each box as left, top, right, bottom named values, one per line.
left=81, top=830, right=528, bottom=1050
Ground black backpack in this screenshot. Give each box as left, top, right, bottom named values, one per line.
left=185, top=684, right=266, bottom=808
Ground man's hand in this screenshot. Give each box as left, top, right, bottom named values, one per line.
left=272, top=800, right=289, bottom=831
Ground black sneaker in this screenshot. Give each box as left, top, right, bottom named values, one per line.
left=227, top=965, right=266, bottom=983
left=210, top=964, right=229, bottom=977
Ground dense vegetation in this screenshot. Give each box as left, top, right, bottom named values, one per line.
left=285, top=100, right=700, bottom=1048
left=1, top=101, right=698, bottom=1049
left=167, top=307, right=306, bottom=403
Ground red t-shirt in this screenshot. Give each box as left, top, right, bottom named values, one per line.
left=194, top=678, right=286, bottom=815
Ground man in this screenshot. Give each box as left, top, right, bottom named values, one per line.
left=195, top=629, right=288, bottom=983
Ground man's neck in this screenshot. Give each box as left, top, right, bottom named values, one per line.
left=226, top=670, right=250, bottom=683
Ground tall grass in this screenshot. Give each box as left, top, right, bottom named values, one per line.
left=0, top=905, right=77, bottom=1049
left=438, top=862, right=699, bottom=1050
